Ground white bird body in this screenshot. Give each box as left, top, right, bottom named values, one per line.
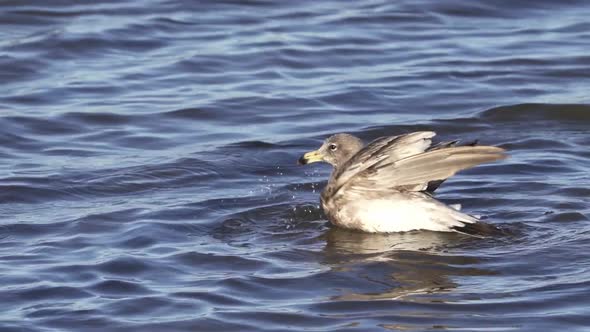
left=322, top=191, right=477, bottom=233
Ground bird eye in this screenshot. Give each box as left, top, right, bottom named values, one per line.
left=329, top=143, right=338, bottom=151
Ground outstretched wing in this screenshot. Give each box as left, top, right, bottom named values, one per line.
left=338, top=145, right=506, bottom=194
left=331, top=131, right=436, bottom=187
left=424, top=138, right=479, bottom=192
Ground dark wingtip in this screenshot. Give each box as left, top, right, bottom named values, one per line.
left=452, top=221, right=505, bottom=237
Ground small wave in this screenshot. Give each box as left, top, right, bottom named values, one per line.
left=480, top=103, right=590, bottom=122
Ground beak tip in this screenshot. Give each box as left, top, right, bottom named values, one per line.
left=297, top=156, right=307, bottom=165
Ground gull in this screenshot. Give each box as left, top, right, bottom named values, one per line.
left=298, top=131, right=506, bottom=235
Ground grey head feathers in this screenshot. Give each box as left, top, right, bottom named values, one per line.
left=319, top=134, right=364, bottom=169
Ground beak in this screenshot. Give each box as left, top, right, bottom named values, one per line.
left=298, top=149, right=323, bottom=165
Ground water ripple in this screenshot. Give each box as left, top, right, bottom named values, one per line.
left=1, top=0, right=590, bottom=331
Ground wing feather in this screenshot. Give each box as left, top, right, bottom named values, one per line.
left=337, top=145, right=506, bottom=194
left=332, top=131, right=436, bottom=187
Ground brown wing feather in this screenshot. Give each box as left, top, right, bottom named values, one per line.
left=336, top=145, right=506, bottom=195
left=332, top=131, right=436, bottom=188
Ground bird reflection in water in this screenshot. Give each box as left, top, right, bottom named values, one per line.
left=320, top=227, right=496, bottom=301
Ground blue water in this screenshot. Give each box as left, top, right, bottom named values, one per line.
left=1, top=1, right=590, bottom=331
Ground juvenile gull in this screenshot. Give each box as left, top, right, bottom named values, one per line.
left=298, top=131, right=506, bottom=236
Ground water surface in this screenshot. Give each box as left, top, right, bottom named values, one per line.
left=1, top=1, right=589, bottom=331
